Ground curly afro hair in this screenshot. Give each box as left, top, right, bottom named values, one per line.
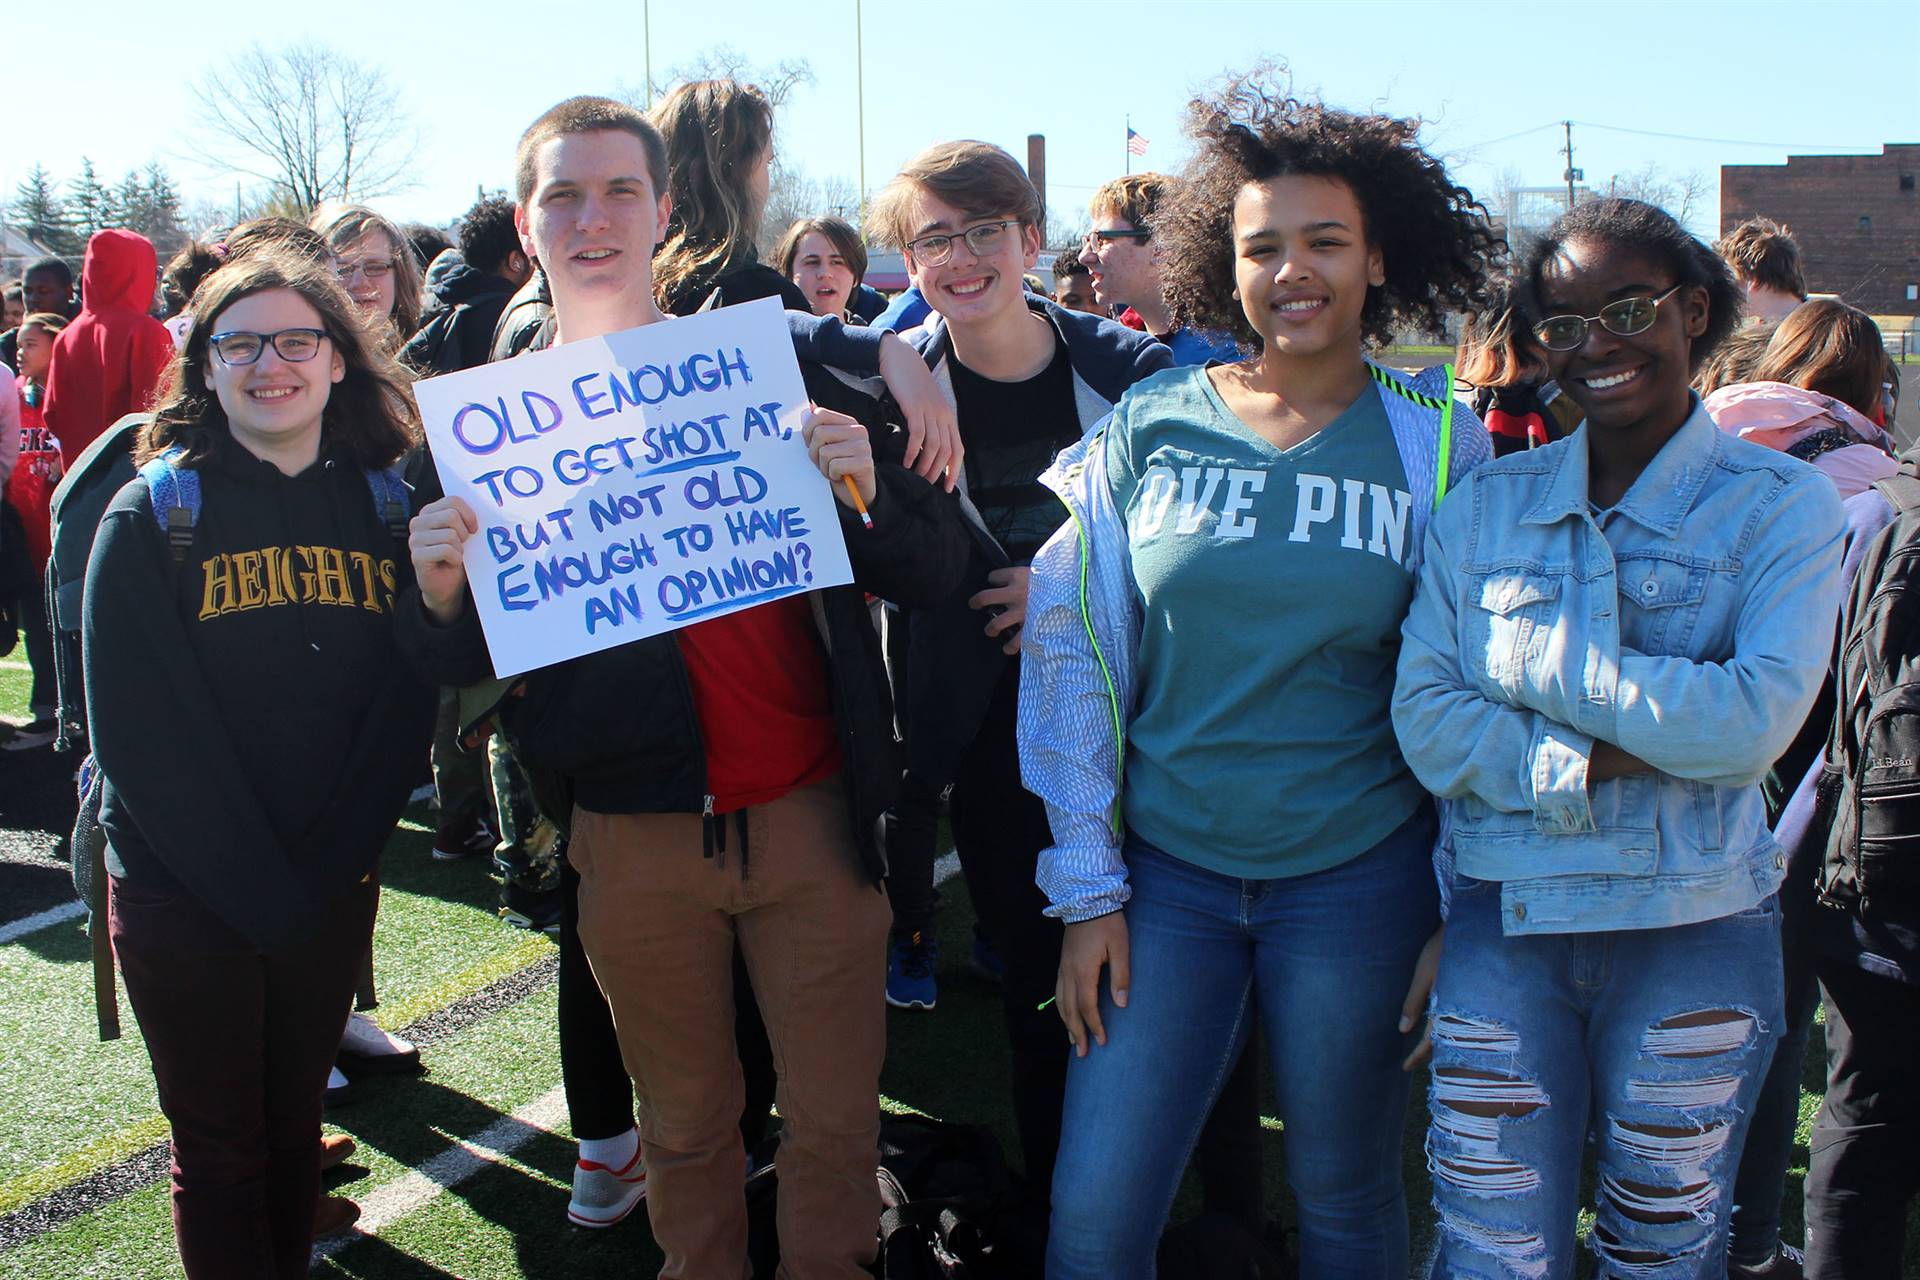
left=1158, top=67, right=1502, bottom=351
left=1515, top=198, right=1743, bottom=371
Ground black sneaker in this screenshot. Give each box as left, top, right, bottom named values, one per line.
left=1730, top=1242, right=1804, bottom=1279
left=500, top=881, right=563, bottom=935
left=432, top=815, right=495, bottom=861
left=1, top=718, right=58, bottom=752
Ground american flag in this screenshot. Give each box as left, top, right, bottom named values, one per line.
left=1126, top=127, right=1150, bottom=157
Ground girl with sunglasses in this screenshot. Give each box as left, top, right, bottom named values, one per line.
left=1020, top=72, right=1496, bottom=1277
left=1393, top=198, right=1845, bottom=1277
left=83, top=248, right=435, bottom=1278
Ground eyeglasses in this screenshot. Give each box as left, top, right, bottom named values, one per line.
left=335, top=258, right=395, bottom=284
left=1085, top=228, right=1151, bottom=248
left=209, top=328, right=330, bottom=366
left=905, top=220, right=1021, bottom=268
left=1532, top=284, right=1685, bottom=351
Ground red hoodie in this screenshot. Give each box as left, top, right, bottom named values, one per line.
left=42, top=229, right=173, bottom=465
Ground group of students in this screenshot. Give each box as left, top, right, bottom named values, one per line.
left=5, top=60, right=1915, bottom=1280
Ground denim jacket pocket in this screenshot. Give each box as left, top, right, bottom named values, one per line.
left=1469, top=570, right=1562, bottom=697
left=1616, top=556, right=1709, bottom=656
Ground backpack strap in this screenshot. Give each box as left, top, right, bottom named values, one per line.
left=1871, top=470, right=1920, bottom=517
left=1370, top=359, right=1461, bottom=505
left=364, top=465, right=410, bottom=543
left=137, top=448, right=202, bottom=564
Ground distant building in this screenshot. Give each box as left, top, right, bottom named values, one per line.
left=1497, top=186, right=1598, bottom=245
left=1721, top=144, right=1920, bottom=317
left=1, top=225, right=59, bottom=281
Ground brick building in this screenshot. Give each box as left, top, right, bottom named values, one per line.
left=1720, top=144, right=1920, bottom=317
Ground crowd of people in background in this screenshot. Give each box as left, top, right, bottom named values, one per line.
left=0, top=61, right=1914, bottom=1280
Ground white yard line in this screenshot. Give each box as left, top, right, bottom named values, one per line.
left=306, top=849, right=961, bottom=1263
left=311, top=1085, right=570, bottom=1262
left=0, top=900, right=85, bottom=946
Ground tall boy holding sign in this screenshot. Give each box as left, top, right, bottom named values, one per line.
left=399, top=97, right=966, bottom=1278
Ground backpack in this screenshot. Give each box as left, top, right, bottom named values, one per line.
left=1817, top=468, right=1920, bottom=921
left=64, top=440, right=409, bottom=1040
left=46, top=414, right=145, bottom=751
left=743, top=1115, right=1038, bottom=1280
left=401, top=304, right=465, bottom=375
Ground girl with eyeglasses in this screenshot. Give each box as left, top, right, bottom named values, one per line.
left=83, top=248, right=436, bottom=1278
left=1020, top=71, right=1496, bottom=1277
left=1393, top=198, right=1845, bottom=1277
left=309, top=203, right=424, bottom=353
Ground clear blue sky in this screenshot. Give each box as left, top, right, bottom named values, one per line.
left=7, top=0, right=1917, bottom=239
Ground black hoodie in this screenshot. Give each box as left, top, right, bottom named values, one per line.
left=83, top=438, right=437, bottom=950
left=403, top=257, right=520, bottom=374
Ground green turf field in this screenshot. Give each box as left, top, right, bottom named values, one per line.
left=1, top=643, right=1909, bottom=1278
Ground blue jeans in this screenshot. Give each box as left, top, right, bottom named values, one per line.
left=1427, top=880, right=1784, bottom=1279
left=1048, top=804, right=1439, bottom=1280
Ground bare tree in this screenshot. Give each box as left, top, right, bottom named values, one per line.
left=190, top=42, right=418, bottom=214
left=762, top=167, right=860, bottom=254
left=619, top=44, right=814, bottom=113
left=1605, top=164, right=1712, bottom=234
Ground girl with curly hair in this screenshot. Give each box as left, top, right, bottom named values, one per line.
left=1393, top=199, right=1844, bottom=1277
left=1018, top=69, right=1497, bottom=1277
left=85, top=246, right=436, bottom=1276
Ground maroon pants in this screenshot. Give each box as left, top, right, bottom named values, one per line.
left=110, top=874, right=377, bottom=1280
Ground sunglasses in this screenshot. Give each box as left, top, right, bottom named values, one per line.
left=1532, top=284, right=1684, bottom=351
left=1084, top=228, right=1151, bottom=247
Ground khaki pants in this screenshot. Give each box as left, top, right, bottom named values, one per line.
left=571, top=775, right=890, bottom=1280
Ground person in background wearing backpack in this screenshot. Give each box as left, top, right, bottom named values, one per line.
left=3, top=312, right=68, bottom=750
left=401, top=195, right=534, bottom=375
left=1706, top=299, right=1902, bottom=1277
left=42, top=229, right=172, bottom=468
left=1021, top=69, right=1497, bottom=1279
left=82, top=246, right=436, bottom=1276
left=1771, top=448, right=1920, bottom=1277
left=1393, top=198, right=1844, bottom=1280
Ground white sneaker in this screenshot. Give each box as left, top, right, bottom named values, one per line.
left=338, top=1012, right=421, bottom=1074
left=567, top=1146, right=647, bottom=1228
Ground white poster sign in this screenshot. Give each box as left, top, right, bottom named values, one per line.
left=414, top=297, right=853, bottom=677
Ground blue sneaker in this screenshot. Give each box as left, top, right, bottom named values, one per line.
left=886, top=931, right=938, bottom=1010
left=968, top=924, right=1005, bottom=984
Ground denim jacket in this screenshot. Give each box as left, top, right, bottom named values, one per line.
left=1018, top=362, right=1488, bottom=922
left=1392, top=399, right=1845, bottom=936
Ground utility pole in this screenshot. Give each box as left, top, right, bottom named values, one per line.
left=1561, top=120, right=1583, bottom=211
left=643, top=0, right=653, bottom=107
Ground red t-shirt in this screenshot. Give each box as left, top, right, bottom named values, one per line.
left=5, top=377, right=60, bottom=569
left=675, top=595, right=842, bottom=813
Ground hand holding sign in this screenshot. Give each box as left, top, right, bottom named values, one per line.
left=410, top=496, right=480, bottom=625
left=412, top=297, right=856, bottom=677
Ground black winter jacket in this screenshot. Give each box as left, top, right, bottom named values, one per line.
left=404, top=261, right=520, bottom=374
left=395, top=346, right=969, bottom=881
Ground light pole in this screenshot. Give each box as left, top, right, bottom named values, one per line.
left=856, top=0, right=867, bottom=222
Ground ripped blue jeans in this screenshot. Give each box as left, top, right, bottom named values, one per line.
left=1426, top=879, right=1783, bottom=1280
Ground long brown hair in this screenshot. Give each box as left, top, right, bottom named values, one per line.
left=309, top=203, right=424, bottom=344
left=139, top=248, right=420, bottom=470
left=649, top=80, right=774, bottom=310
left=1752, top=298, right=1888, bottom=418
